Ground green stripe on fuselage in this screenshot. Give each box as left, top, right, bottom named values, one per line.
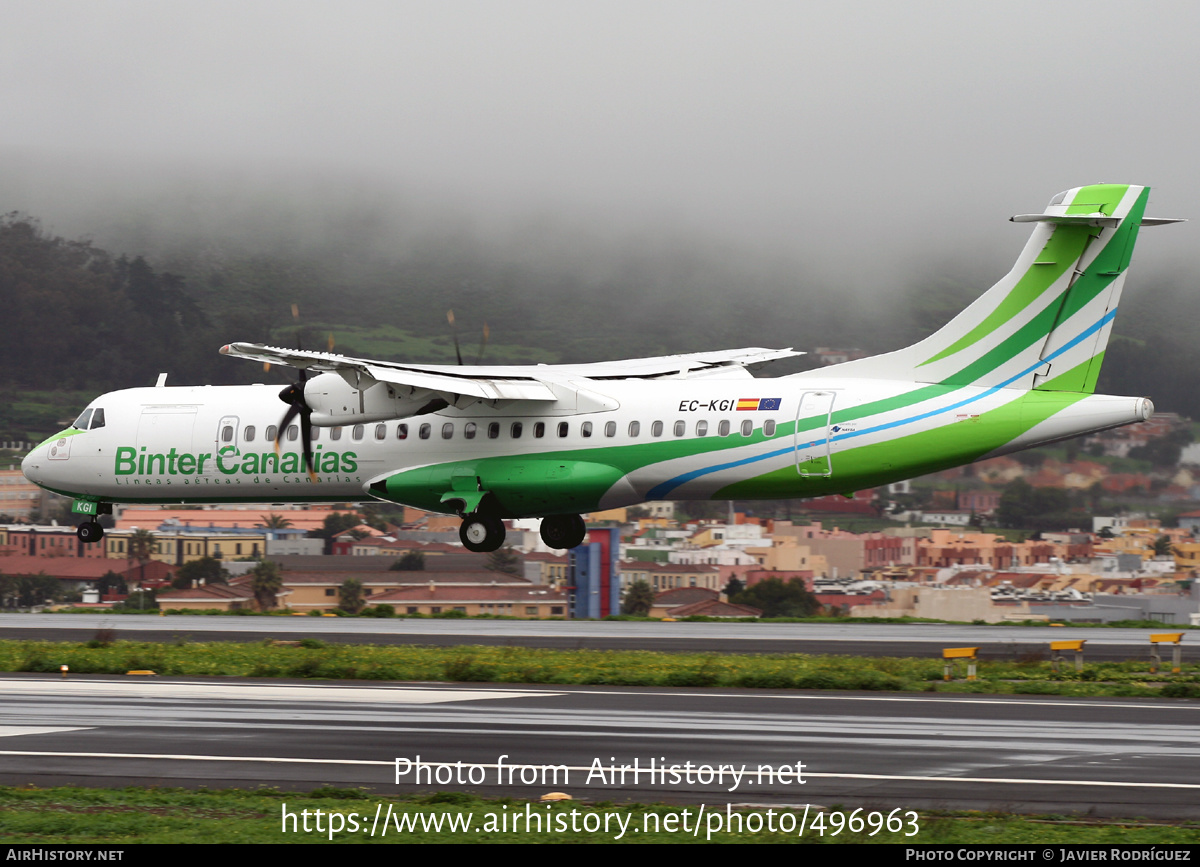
left=713, top=389, right=1089, bottom=499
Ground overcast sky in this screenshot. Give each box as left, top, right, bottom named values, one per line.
left=1, top=1, right=1197, bottom=287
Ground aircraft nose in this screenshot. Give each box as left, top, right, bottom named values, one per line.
left=21, top=445, right=44, bottom=485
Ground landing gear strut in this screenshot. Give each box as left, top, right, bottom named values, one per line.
left=459, top=513, right=506, bottom=553
left=76, top=521, right=105, bottom=544
left=539, top=514, right=587, bottom=550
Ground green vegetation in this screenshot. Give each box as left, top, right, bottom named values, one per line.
left=0, top=786, right=1195, bottom=844
left=620, top=580, right=655, bottom=616
left=2, top=640, right=1197, bottom=697
left=729, top=577, right=820, bottom=618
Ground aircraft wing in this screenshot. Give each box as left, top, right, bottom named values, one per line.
left=220, top=343, right=801, bottom=402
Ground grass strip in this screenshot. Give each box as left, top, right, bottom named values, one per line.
left=1, top=639, right=1199, bottom=697
left=0, top=786, right=1198, bottom=844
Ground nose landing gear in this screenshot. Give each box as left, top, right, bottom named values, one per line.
left=76, top=521, right=105, bottom=544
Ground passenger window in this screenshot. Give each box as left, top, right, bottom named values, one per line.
left=397, top=424, right=408, bottom=440
left=741, top=419, right=753, bottom=437
left=310, top=427, right=319, bottom=441
left=488, top=422, right=500, bottom=439
left=330, top=426, right=342, bottom=441
left=352, top=424, right=364, bottom=441
left=718, top=420, right=731, bottom=436
left=628, top=421, right=640, bottom=437
left=696, top=420, right=708, bottom=436
left=581, top=422, right=592, bottom=438
left=375, top=424, right=387, bottom=440
left=651, top=421, right=664, bottom=437
left=673, top=420, right=685, bottom=437
left=90, top=409, right=105, bottom=429
left=533, top=422, right=545, bottom=438
left=558, top=422, right=569, bottom=437
left=764, top=419, right=776, bottom=437
left=605, top=421, right=616, bottom=437
left=464, top=422, right=477, bottom=440
left=442, top=423, right=454, bottom=439
left=244, top=425, right=256, bottom=442
left=286, top=425, right=299, bottom=442
left=419, top=423, right=431, bottom=440
left=511, top=422, right=523, bottom=438
left=266, top=425, right=278, bottom=442
left=222, top=425, right=234, bottom=443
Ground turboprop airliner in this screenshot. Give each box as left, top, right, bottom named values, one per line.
left=21, top=184, right=1180, bottom=552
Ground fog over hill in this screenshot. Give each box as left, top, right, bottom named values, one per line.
left=1, top=3, right=1198, bottom=416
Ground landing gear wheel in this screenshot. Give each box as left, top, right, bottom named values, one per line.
left=76, top=521, right=104, bottom=544
left=459, top=514, right=506, bottom=553
left=540, top=514, right=587, bottom=549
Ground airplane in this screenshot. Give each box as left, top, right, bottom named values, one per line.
left=21, top=183, right=1182, bottom=553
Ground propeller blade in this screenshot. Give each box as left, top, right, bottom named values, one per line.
left=476, top=322, right=490, bottom=365
left=299, top=410, right=317, bottom=481
left=275, top=378, right=317, bottom=479
left=275, top=401, right=301, bottom=454
left=447, top=309, right=463, bottom=365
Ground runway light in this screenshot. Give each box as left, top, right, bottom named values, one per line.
left=60, top=665, right=68, bottom=679
left=539, top=792, right=573, bottom=802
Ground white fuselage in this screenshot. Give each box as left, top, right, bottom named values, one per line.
left=21, top=373, right=1152, bottom=514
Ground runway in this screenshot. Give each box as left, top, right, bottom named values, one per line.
left=1, top=613, right=1192, bottom=663
left=2, top=674, right=1198, bottom=820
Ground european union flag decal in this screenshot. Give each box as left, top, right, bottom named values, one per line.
left=757, top=397, right=782, bottom=411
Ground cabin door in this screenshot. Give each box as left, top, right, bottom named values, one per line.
left=794, top=391, right=835, bottom=477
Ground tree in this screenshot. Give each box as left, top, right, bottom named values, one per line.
left=731, top=577, right=819, bottom=618
left=338, top=577, right=365, bottom=614
left=621, top=579, right=655, bottom=616
left=485, top=546, right=522, bottom=575
left=1153, top=535, right=1176, bottom=558
left=308, top=511, right=361, bottom=554
left=390, top=551, right=426, bottom=571
left=722, top=577, right=745, bottom=599
left=97, top=570, right=126, bottom=598
left=174, top=556, right=227, bottom=589
left=250, top=560, right=283, bottom=611
left=258, top=513, right=293, bottom=529
left=994, top=479, right=1075, bottom=532
left=127, top=529, right=156, bottom=589
left=0, top=572, right=60, bottom=608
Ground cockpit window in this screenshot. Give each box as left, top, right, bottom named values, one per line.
left=90, top=409, right=105, bottom=429
left=72, top=409, right=93, bottom=430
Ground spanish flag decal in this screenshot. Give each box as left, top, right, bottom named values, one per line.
left=738, top=397, right=781, bottom=411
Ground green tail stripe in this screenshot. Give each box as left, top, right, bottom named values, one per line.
left=920, top=226, right=1090, bottom=367
left=1065, top=184, right=1130, bottom=216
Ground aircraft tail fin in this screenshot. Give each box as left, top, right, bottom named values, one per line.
left=821, top=184, right=1178, bottom=392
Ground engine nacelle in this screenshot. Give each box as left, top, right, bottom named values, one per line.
left=303, top=372, right=439, bottom=425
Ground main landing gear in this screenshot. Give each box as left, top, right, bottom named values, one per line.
left=76, top=520, right=105, bottom=544
left=539, top=514, right=587, bottom=550
left=459, top=513, right=506, bottom=553
left=457, top=512, right=587, bottom=553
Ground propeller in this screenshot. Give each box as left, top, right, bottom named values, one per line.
left=273, top=304, right=318, bottom=480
